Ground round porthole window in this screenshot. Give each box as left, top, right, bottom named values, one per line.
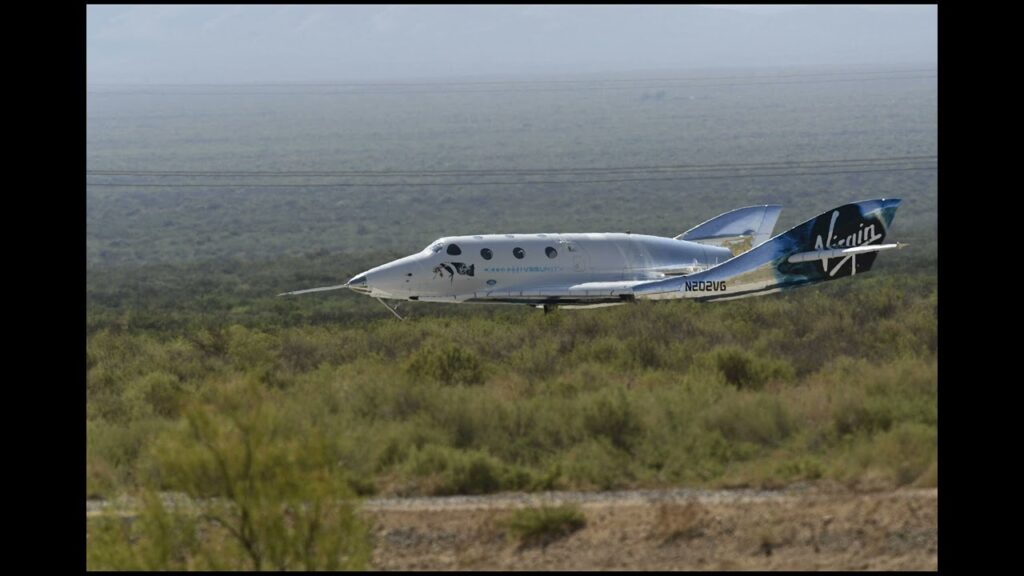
left=480, top=248, right=493, bottom=260
left=545, top=247, right=557, bottom=258
left=513, top=247, right=525, bottom=259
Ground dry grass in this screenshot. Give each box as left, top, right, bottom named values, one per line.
left=648, top=501, right=711, bottom=545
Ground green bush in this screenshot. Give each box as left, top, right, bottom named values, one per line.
left=834, top=421, right=937, bottom=488
left=708, top=347, right=795, bottom=390
left=405, top=343, right=484, bottom=385
left=87, top=418, right=170, bottom=498
left=507, top=337, right=562, bottom=382
left=87, top=493, right=200, bottom=570
left=98, top=379, right=374, bottom=571
left=581, top=388, right=643, bottom=453
left=121, top=371, right=189, bottom=420
left=772, top=456, right=825, bottom=483
left=85, top=270, right=937, bottom=497
left=704, top=393, right=794, bottom=448
left=826, top=356, right=937, bottom=439
left=345, top=366, right=437, bottom=421
left=562, top=439, right=634, bottom=490
left=624, top=336, right=664, bottom=370
left=402, top=444, right=531, bottom=496
left=223, top=325, right=279, bottom=385
left=423, top=391, right=486, bottom=449
left=504, top=505, right=586, bottom=548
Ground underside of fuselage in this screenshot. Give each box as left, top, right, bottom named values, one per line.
left=464, top=295, right=634, bottom=307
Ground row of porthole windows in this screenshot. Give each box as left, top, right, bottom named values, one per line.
left=450, top=244, right=557, bottom=260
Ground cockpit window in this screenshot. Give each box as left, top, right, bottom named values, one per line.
left=447, top=244, right=462, bottom=256
left=429, top=242, right=444, bottom=253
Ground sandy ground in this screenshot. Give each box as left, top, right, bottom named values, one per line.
left=363, top=486, right=937, bottom=570
left=86, top=485, right=937, bottom=570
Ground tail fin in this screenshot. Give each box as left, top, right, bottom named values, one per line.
left=636, top=199, right=902, bottom=301
left=676, top=204, right=783, bottom=256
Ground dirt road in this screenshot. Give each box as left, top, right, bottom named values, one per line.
left=87, top=485, right=937, bottom=570
left=363, top=486, right=937, bottom=570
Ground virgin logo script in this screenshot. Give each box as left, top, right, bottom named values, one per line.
left=814, top=211, right=883, bottom=277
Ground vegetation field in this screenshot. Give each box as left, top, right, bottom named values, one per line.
left=86, top=66, right=937, bottom=569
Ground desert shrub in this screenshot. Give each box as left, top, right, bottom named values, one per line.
left=825, top=356, right=937, bottom=438
left=862, top=357, right=937, bottom=424
left=87, top=492, right=200, bottom=570
left=143, top=336, right=210, bottom=384
left=656, top=428, right=733, bottom=485
left=121, top=371, right=189, bottom=420
left=185, top=327, right=230, bottom=358
left=472, top=397, right=582, bottom=466
left=562, top=439, right=634, bottom=490
left=372, top=422, right=450, bottom=478
left=507, top=337, right=562, bottom=382
left=367, top=320, right=435, bottom=359
left=581, top=388, right=643, bottom=453
left=86, top=455, right=120, bottom=500
left=87, top=418, right=170, bottom=497
left=345, top=368, right=438, bottom=421
left=834, top=421, right=937, bottom=488
left=724, top=452, right=827, bottom=489
left=275, top=328, right=333, bottom=373
left=831, top=391, right=886, bottom=437
left=224, top=325, right=277, bottom=384
left=424, top=390, right=487, bottom=449
left=87, top=330, right=147, bottom=377
left=569, top=336, right=626, bottom=369
left=624, top=336, right=665, bottom=370
left=547, top=361, right=619, bottom=398
left=658, top=339, right=707, bottom=372
left=707, top=347, right=795, bottom=390
left=704, top=394, right=795, bottom=448
left=123, top=378, right=371, bottom=570
left=405, top=343, right=484, bottom=386
left=503, top=505, right=586, bottom=548
left=773, top=456, right=825, bottom=482
left=86, top=258, right=936, bottom=498
left=401, top=444, right=531, bottom=495
left=447, top=453, right=508, bottom=495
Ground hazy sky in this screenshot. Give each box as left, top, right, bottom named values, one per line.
left=87, top=5, right=937, bottom=84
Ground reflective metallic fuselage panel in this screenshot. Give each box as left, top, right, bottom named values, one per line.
left=281, top=199, right=902, bottom=308
left=350, top=233, right=732, bottom=301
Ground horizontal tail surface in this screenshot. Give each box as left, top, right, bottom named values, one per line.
left=676, top=204, right=783, bottom=256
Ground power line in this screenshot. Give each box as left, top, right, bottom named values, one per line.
left=86, top=68, right=937, bottom=90
left=87, top=155, right=937, bottom=178
left=86, top=165, right=937, bottom=189
left=87, top=73, right=936, bottom=96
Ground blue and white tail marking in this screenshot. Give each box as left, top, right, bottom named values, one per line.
left=634, top=198, right=903, bottom=302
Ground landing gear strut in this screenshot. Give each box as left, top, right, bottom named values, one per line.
left=543, top=304, right=557, bottom=315
left=376, top=298, right=405, bottom=321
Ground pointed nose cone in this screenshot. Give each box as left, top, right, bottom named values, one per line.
left=346, top=274, right=370, bottom=293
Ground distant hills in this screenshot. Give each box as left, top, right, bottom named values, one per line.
left=87, top=5, right=937, bottom=84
